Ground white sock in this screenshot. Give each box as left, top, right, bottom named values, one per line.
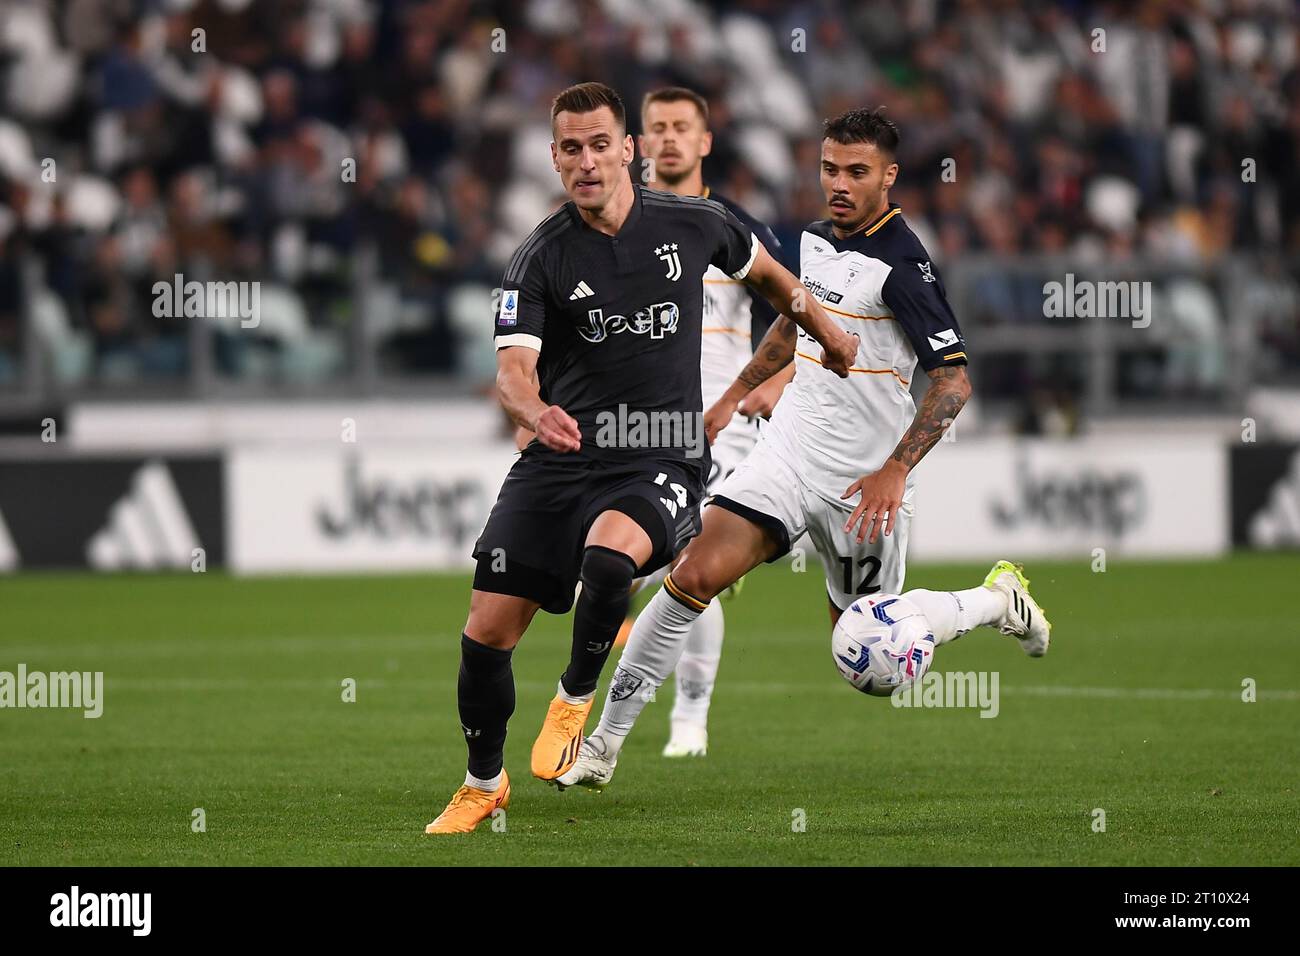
left=591, top=581, right=705, bottom=758
left=670, top=598, right=724, bottom=727
left=464, top=770, right=502, bottom=791
left=905, top=587, right=1007, bottom=646
left=557, top=679, right=594, bottom=705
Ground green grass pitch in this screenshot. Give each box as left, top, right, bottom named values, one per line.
left=1, top=554, right=1296, bottom=866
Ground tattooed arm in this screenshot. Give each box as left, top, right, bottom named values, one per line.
left=842, top=365, right=972, bottom=544
left=739, top=315, right=799, bottom=391
left=739, top=360, right=797, bottom=419
left=889, top=365, right=972, bottom=469
left=703, top=315, right=798, bottom=443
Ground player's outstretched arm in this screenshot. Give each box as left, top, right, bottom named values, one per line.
left=741, top=243, right=857, bottom=377
left=496, top=346, right=582, bottom=453
left=842, top=365, right=972, bottom=544
left=739, top=361, right=796, bottom=420
left=703, top=315, right=797, bottom=443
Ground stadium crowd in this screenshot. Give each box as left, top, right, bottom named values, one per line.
left=0, top=0, right=1297, bottom=390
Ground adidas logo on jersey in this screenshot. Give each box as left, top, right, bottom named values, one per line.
left=569, top=281, right=595, bottom=300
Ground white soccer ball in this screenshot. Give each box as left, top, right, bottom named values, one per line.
left=831, top=595, right=935, bottom=697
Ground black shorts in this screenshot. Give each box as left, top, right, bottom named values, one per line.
left=472, top=449, right=704, bottom=614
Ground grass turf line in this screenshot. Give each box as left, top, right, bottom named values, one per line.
left=0, top=554, right=1296, bottom=866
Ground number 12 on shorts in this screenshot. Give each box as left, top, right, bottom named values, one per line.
left=838, top=555, right=882, bottom=596
left=654, top=472, right=689, bottom=519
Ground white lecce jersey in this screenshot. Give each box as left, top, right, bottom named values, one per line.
left=696, top=190, right=785, bottom=409
left=765, top=204, right=968, bottom=504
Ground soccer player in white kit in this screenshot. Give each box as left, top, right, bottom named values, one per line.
left=627, top=87, right=795, bottom=758
left=557, top=108, right=1052, bottom=790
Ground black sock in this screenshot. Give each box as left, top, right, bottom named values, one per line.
left=458, top=633, right=515, bottom=780
left=561, top=546, right=638, bottom=698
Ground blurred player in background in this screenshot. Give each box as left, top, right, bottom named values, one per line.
left=560, top=107, right=982, bottom=789
left=426, top=82, right=858, bottom=834
left=628, top=86, right=793, bottom=758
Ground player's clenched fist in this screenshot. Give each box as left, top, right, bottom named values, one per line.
left=532, top=405, right=582, bottom=453
left=820, top=330, right=858, bottom=378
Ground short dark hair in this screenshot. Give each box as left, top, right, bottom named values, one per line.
left=641, top=86, right=709, bottom=126
left=823, top=107, right=900, bottom=156
left=552, top=82, right=626, bottom=132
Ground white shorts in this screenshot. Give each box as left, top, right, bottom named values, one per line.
left=709, top=427, right=913, bottom=611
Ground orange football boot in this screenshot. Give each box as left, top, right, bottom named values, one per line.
left=530, top=695, right=594, bottom=780
left=424, top=770, right=511, bottom=834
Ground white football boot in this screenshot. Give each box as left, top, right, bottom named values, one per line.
left=662, top=721, right=708, bottom=758
left=983, top=560, right=1051, bottom=657
left=555, top=736, right=618, bottom=790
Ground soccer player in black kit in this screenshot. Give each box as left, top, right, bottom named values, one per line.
left=426, top=82, right=857, bottom=833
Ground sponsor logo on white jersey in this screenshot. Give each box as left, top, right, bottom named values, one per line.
left=803, top=275, right=841, bottom=303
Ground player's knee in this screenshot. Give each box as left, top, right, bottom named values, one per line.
left=464, top=602, right=528, bottom=650
left=667, top=558, right=725, bottom=604
left=463, top=618, right=520, bottom=650
left=580, top=546, right=638, bottom=605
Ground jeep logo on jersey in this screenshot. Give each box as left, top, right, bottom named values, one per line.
left=655, top=243, right=682, bottom=281
left=577, top=301, right=680, bottom=343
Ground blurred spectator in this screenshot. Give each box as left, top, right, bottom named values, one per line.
left=0, top=0, right=1296, bottom=392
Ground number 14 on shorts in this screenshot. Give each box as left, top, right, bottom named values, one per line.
left=654, top=472, right=690, bottom=518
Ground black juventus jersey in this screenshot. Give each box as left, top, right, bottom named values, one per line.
left=493, top=182, right=759, bottom=470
